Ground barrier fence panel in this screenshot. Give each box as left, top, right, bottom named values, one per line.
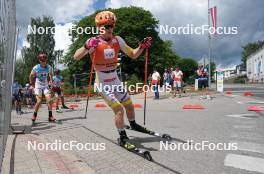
left=0, top=0, right=17, bottom=171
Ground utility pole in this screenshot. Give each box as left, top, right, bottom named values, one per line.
left=208, top=0, right=212, bottom=88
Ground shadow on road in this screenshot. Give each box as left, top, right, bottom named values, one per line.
left=129, top=136, right=189, bottom=151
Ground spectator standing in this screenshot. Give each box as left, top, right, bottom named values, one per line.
left=172, top=67, right=183, bottom=98
left=152, top=69, right=160, bottom=99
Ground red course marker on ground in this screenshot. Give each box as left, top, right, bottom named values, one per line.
left=95, top=103, right=107, bottom=108
left=247, top=106, right=264, bottom=112
left=182, top=104, right=205, bottom=110
left=225, top=91, right=233, bottom=95
left=133, top=104, right=142, bottom=108
left=69, top=104, right=79, bottom=109
left=244, top=92, right=253, bottom=96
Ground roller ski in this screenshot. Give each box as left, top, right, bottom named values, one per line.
left=61, top=105, right=70, bottom=110
left=63, top=105, right=76, bottom=111
left=31, top=115, right=61, bottom=126
left=117, top=135, right=152, bottom=161
left=48, top=116, right=62, bottom=125
left=125, top=122, right=172, bottom=140
left=56, top=108, right=63, bottom=113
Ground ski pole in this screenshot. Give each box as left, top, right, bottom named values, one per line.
left=143, top=48, right=149, bottom=125
left=84, top=51, right=96, bottom=119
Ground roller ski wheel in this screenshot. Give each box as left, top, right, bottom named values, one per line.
left=162, top=134, right=172, bottom=140
left=143, top=151, right=152, bottom=161
left=117, top=138, right=152, bottom=161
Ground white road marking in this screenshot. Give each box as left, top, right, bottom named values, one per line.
left=225, top=114, right=258, bottom=119
left=230, top=141, right=264, bottom=154
left=230, top=132, right=264, bottom=142
left=225, top=154, right=264, bottom=173
left=246, top=101, right=264, bottom=104
left=233, top=125, right=254, bottom=129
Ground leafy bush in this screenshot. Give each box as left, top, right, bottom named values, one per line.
left=233, top=75, right=247, bottom=84
left=126, top=74, right=143, bottom=86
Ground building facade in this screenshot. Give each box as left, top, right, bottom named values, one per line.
left=236, top=63, right=246, bottom=76
left=214, top=68, right=236, bottom=80
left=247, top=46, right=264, bottom=83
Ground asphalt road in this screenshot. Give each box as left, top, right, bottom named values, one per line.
left=223, top=84, right=264, bottom=100
left=3, top=89, right=264, bottom=174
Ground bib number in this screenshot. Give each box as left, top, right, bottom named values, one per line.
left=104, top=48, right=115, bottom=59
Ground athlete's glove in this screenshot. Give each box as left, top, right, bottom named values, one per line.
left=84, top=37, right=100, bottom=52
left=139, top=37, right=152, bottom=49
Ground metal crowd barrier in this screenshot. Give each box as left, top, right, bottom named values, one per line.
left=0, top=0, right=17, bottom=171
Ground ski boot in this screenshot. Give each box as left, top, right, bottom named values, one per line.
left=118, top=135, right=135, bottom=151
left=56, top=108, right=63, bottom=113
left=48, top=116, right=56, bottom=122
left=130, top=122, right=151, bottom=134
left=32, top=114, right=37, bottom=126
left=61, top=105, right=69, bottom=109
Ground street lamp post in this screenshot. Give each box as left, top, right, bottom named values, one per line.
left=208, top=0, right=212, bottom=89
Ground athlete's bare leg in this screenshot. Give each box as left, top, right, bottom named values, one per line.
left=34, top=96, right=42, bottom=112
left=45, top=94, right=53, bottom=111
left=123, top=103, right=135, bottom=121
left=112, top=106, right=125, bottom=129
left=55, top=96, right=60, bottom=109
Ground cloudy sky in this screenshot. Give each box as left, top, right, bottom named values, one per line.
left=17, top=0, right=264, bottom=69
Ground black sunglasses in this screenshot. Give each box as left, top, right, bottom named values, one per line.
left=103, top=24, right=114, bottom=29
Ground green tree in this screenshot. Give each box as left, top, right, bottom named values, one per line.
left=63, top=6, right=181, bottom=82
left=242, top=40, right=264, bottom=66
left=178, top=58, right=198, bottom=80
left=205, top=62, right=216, bottom=79
left=17, top=16, right=62, bottom=84
left=14, top=59, right=27, bottom=84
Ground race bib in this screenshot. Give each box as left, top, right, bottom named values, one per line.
left=104, top=48, right=115, bottom=59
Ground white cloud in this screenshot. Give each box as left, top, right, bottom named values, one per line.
left=104, top=0, right=213, bottom=59
left=105, top=0, right=208, bottom=25
left=17, top=0, right=95, bottom=24
left=54, top=23, right=73, bottom=52
left=22, top=40, right=30, bottom=48
left=17, top=0, right=97, bottom=59
left=105, top=0, right=264, bottom=66
left=16, top=50, right=22, bottom=60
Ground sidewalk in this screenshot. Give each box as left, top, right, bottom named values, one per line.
left=1, top=92, right=178, bottom=174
